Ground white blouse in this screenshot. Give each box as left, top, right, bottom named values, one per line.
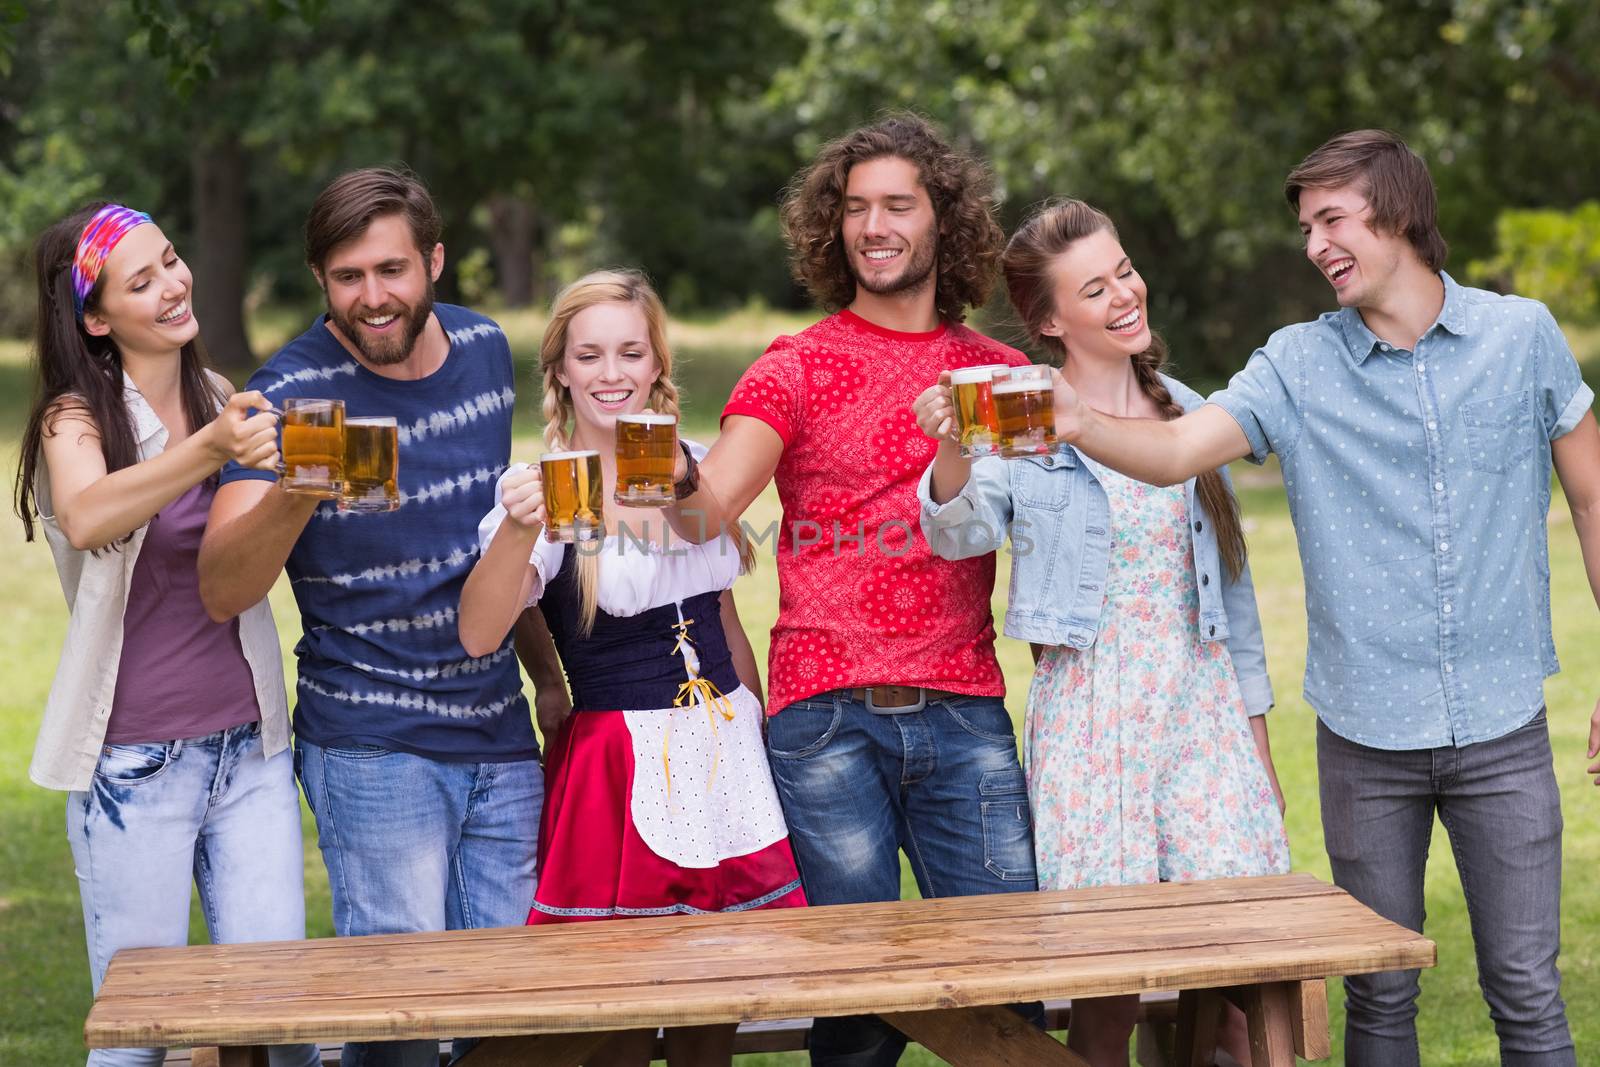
left=475, top=441, right=786, bottom=870
left=474, top=441, right=743, bottom=616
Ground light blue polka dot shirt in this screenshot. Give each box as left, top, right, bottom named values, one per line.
left=1208, top=273, right=1594, bottom=751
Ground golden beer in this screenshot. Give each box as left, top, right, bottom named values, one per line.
left=993, top=376, right=1057, bottom=458
left=950, top=365, right=1008, bottom=458
left=339, top=417, right=401, bottom=513
left=614, top=413, right=677, bottom=506
left=540, top=450, right=604, bottom=543
left=279, top=398, right=345, bottom=497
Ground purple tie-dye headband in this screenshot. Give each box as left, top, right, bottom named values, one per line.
left=71, top=204, right=153, bottom=317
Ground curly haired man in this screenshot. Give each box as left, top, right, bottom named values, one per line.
left=664, top=113, right=1040, bottom=1066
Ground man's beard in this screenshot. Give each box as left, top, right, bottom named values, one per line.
left=328, top=278, right=435, bottom=365
left=851, top=232, right=938, bottom=297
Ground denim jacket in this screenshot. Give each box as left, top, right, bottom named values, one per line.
left=917, top=374, right=1274, bottom=716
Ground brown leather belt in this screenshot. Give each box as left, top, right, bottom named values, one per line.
left=848, top=685, right=959, bottom=713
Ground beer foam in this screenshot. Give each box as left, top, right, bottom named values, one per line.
left=992, top=376, right=1051, bottom=394
left=615, top=413, right=677, bottom=425
left=542, top=449, right=602, bottom=460
left=346, top=416, right=397, bottom=426
left=949, top=366, right=999, bottom=385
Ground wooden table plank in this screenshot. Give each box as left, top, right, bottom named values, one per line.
left=91, top=914, right=1429, bottom=1018
left=87, top=875, right=1432, bottom=1050
left=92, top=889, right=1418, bottom=1002
left=89, top=931, right=1432, bottom=1047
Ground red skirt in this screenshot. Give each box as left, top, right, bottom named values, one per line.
left=530, top=709, right=807, bottom=923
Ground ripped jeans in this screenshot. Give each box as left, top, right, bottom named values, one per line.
left=766, top=692, right=1039, bottom=1067
left=66, top=722, right=319, bottom=1067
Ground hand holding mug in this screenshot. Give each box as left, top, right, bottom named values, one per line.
left=209, top=391, right=280, bottom=471
left=912, top=371, right=957, bottom=442
left=500, top=463, right=547, bottom=536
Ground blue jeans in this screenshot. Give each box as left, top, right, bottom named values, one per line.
left=766, top=692, right=1038, bottom=1067
left=1318, top=712, right=1574, bottom=1067
left=67, top=722, right=320, bottom=1067
left=295, top=740, right=542, bottom=1067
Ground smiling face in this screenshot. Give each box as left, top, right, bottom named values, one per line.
left=556, top=300, right=662, bottom=436
left=81, top=223, right=199, bottom=357
left=318, top=212, right=442, bottom=366
left=841, top=155, right=938, bottom=299
left=1037, top=227, right=1151, bottom=362
left=1297, top=183, right=1409, bottom=309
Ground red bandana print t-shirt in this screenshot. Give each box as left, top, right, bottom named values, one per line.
left=722, top=309, right=1031, bottom=714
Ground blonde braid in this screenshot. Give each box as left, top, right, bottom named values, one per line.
left=1130, top=339, right=1247, bottom=583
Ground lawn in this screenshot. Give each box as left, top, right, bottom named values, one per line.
left=1, top=311, right=1596, bottom=1066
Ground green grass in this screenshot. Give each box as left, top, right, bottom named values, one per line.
left=1, top=318, right=1597, bottom=1065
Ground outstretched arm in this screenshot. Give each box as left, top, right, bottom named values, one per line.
left=1054, top=370, right=1253, bottom=487
left=662, top=415, right=785, bottom=544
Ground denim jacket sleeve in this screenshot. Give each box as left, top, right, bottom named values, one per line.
left=917, top=455, right=1015, bottom=561
left=1216, top=465, right=1274, bottom=716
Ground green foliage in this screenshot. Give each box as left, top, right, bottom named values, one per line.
left=766, top=0, right=1600, bottom=370
left=1471, top=203, right=1600, bottom=324
left=0, top=1, right=1597, bottom=367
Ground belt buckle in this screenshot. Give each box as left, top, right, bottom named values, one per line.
left=864, top=686, right=926, bottom=715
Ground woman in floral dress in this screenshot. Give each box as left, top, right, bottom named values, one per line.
left=914, top=199, right=1289, bottom=1067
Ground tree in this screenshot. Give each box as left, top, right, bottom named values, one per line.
left=766, top=0, right=1600, bottom=372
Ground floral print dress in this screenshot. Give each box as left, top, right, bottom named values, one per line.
left=1026, top=462, right=1291, bottom=890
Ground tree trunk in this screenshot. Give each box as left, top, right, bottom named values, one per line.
left=191, top=133, right=254, bottom=375
left=488, top=195, right=538, bottom=308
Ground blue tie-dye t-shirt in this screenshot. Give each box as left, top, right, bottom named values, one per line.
left=220, top=304, right=535, bottom=761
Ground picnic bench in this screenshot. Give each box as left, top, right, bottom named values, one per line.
left=93, top=872, right=1434, bottom=1067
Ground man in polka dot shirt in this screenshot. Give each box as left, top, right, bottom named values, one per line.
left=663, top=113, right=1040, bottom=1066
left=1051, top=129, right=1600, bottom=1066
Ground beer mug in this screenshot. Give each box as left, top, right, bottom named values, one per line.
left=993, top=375, right=1058, bottom=458
left=949, top=365, right=1009, bottom=458
left=339, top=416, right=401, bottom=513
left=1001, top=363, right=1051, bottom=383
left=278, top=398, right=346, bottom=497
left=614, top=413, right=677, bottom=506
left=540, top=450, right=605, bottom=543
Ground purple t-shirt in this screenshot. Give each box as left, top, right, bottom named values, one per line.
left=104, top=480, right=259, bottom=745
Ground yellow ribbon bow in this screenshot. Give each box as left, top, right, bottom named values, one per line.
left=663, top=617, right=736, bottom=796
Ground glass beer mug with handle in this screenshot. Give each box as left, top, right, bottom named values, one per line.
left=540, top=450, right=605, bottom=543
left=613, top=413, right=677, bottom=506
left=339, top=416, right=401, bottom=513
left=949, top=364, right=1010, bottom=458
left=992, top=374, right=1058, bottom=458
left=276, top=397, right=346, bottom=497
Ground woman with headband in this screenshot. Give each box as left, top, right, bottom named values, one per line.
left=14, top=204, right=318, bottom=1066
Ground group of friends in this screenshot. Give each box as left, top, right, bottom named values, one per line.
left=16, top=114, right=1600, bottom=1067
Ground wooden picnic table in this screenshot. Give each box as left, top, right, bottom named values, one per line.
left=88, top=872, right=1434, bottom=1067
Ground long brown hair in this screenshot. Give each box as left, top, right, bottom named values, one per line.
left=14, top=204, right=226, bottom=545
left=539, top=269, right=755, bottom=634
left=779, top=112, right=1004, bottom=324
left=1002, top=199, right=1247, bottom=581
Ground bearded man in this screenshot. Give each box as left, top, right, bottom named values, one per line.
left=199, top=168, right=549, bottom=1067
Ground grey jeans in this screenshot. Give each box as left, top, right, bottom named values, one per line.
left=1317, top=712, right=1574, bottom=1067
